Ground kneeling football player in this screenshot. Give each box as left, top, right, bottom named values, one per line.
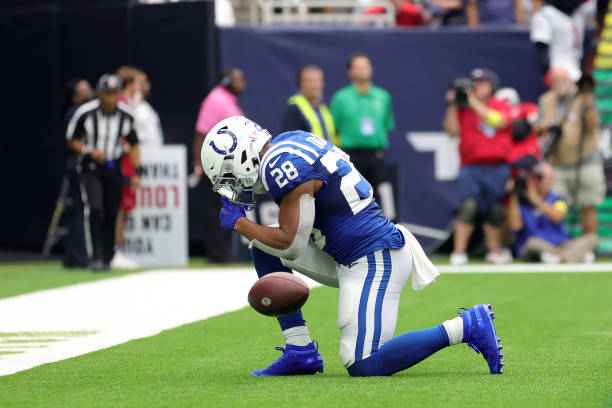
left=201, top=116, right=504, bottom=377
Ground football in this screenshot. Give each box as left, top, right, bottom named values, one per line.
left=248, top=272, right=309, bottom=317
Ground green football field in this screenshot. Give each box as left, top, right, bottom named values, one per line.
left=0, top=261, right=611, bottom=407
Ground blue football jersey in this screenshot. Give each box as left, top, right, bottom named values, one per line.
left=259, top=131, right=404, bottom=266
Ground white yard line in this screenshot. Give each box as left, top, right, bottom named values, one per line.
left=0, top=268, right=319, bottom=377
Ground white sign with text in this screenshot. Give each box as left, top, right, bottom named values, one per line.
left=121, top=145, right=188, bottom=267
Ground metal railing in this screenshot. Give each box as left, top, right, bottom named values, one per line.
left=252, top=0, right=396, bottom=26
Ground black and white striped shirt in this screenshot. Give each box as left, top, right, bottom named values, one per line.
left=66, top=99, right=139, bottom=161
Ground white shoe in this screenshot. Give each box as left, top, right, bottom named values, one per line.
left=582, top=251, right=595, bottom=264
left=540, top=252, right=560, bottom=264
left=450, top=251, right=468, bottom=265
left=486, top=248, right=513, bottom=264
left=111, top=251, right=139, bottom=269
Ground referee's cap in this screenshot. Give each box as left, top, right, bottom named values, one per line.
left=97, top=74, right=122, bottom=93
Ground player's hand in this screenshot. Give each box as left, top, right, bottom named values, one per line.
left=219, top=197, right=246, bottom=231
left=91, top=149, right=107, bottom=165
left=130, top=175, right=141, bottom=191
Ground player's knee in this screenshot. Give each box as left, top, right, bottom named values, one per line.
left=251, top=247, right=290, bottom=278
left=457, top=197, right=478, bottom=224
left=346, top=354, right=382, bottom=377
left=486, top=202, right=506, bottom=226
left=339, top=339, right=355, bottom=368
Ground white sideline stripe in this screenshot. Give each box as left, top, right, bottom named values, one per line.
left=0, top=269, right=320, bottom=377
left=437, top=262, right=612, bottom=274
left=400, top=223, right=450, bottom=240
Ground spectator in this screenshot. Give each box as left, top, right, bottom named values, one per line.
left=443, top=68, right=513, bottom=265
left=61, top=79, right=93, bottom=127
left=60, top=79, right=94, bottom=269
left=530, top=0, right=596, bottom=82
left=330, top=53, right=395, bottom=203
left=192, top=68, right=245, bottom=263
left=112, top=66, right=162, bottom=269
left=215, top=0, right=236, bottom=26
left=133, top=71, right=163, bottom=146
left=117, top=66, right=164, bottom=146
left=364, top=0, right=426, bottom=26
left=522, top=0, right=542, bottom=24
left=466, top=0, right=525, bottom=27
left=495, top=87, right=542, bottom=169
left=536, top=66, right=604, bottom=236
left=66, top=74, right=141, bottom=271
left=508, top=161, right=598, bottom=262
left=281, top=64, right=338, bottom=145
left=429, top=0, right=466, bottom=26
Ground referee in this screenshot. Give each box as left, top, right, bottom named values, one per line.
left=66, top=74, right=141, bottom=271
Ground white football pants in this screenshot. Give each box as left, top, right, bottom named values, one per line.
left=280, top=225, right=437, bottom=367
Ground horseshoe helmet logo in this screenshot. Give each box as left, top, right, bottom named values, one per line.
left=209, top=127, right=238, bottom=154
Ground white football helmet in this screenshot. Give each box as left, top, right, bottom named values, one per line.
left=201, top=116, right=272, bottom=208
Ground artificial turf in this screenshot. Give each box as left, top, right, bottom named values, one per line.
left=0, top=264, right=610, bottom=407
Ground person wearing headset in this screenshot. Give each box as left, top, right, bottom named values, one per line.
left=443, top=68, right=514, bottom=265
left=192, top=67, right=246, bottom=263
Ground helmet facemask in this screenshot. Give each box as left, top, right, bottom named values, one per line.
left=202, top=116, right=271, bottom=210
left=211, top=145, right=261, bottom=210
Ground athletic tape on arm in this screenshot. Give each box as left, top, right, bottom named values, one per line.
left=249, top=194, right=315, bottom=261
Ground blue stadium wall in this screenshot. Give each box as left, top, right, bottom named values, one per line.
left=0, top=2, right=586, bottom=252
left=219, top=26, right=551, bottom=250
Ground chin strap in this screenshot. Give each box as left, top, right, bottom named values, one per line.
left=249, top=194, right=315, bottom=260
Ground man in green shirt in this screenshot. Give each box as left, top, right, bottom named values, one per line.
left=330, top=53, right=395, bottom=201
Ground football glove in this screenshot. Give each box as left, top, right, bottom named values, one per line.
left=219, top=197, right=246, bottom=231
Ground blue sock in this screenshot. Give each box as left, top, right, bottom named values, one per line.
left=251, top=247, right=305, bottom=331
left=347, top=325, right=450, bottom=377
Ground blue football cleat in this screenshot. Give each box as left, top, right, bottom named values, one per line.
left=251, top=341, right=324, bottom=376
left=459, top=304, right=504, bottom=374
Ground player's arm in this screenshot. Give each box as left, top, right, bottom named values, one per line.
left=235, top=179, right=321, bottom=259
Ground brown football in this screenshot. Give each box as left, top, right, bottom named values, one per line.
left=248, top=272, right=310, bottom=317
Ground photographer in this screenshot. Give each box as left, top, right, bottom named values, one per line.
left=508, top=162, right=598, bottom=263
left=443, top=68, right=513, bottom=265
left=536, top=67, right=604, bottom=236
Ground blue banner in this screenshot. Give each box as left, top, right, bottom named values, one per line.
left=219, top=27, right=547, bottom=250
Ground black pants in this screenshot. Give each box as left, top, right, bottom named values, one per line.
left=343, top=148, right=385, bottom=203
left=80, top=164, right=123, bottom=264
left=202, top=179, right=233, bottom=263
left=62, top=156, right=89, bottom=268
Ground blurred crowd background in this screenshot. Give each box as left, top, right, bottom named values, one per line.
left=2, top=0, right=612, bottom=269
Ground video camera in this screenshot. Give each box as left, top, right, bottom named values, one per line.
left=513, top=166, right=543, bottom=203
left=450, top=77, right=474, bottom=109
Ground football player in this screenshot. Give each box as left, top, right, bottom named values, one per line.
left=201, top=116, right=504, bottom=377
